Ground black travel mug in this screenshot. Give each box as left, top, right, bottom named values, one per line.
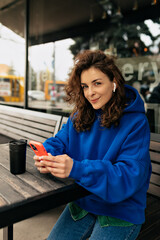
left=9, top=139, right=27, bottom=174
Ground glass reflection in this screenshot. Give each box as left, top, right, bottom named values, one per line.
left=0, top=23, right=25, bottom=106
left=28, top=39, right=74, bottom=112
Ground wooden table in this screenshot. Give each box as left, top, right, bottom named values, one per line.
left=0, top=143, right=90, bottom=240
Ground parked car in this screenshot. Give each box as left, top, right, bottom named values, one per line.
left=28, top=90, right=45, bottom=101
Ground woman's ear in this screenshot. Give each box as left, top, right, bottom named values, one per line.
left=113, top=82, right=116, bottom=92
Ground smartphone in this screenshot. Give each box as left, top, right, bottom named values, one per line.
left=29, top=140, right=48, bottom=156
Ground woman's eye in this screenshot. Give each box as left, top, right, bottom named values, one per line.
left=81, top=85, right=88, bottom=89
left=95, top=82, right=101, bottom=86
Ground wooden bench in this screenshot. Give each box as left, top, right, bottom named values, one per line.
left=137, top=134, right=160, bottom=240
left=0, top=105, right=62, bottom=143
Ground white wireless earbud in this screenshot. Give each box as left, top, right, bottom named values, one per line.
left=113, top=83, right=116, bottom=92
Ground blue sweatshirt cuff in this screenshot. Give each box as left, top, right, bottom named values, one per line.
left=69, top=159, right=84, bottom=181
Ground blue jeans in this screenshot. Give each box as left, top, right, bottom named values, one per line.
left=47, top=205, right=142, bottom=240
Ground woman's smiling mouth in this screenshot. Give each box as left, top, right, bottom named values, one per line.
left=90, top=97, right=100, bottom=104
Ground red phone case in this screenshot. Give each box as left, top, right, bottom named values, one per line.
left=29, top=140, right=48, bottom=156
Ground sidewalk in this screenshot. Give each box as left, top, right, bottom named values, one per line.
left=0, top=206, right=65, bottom=240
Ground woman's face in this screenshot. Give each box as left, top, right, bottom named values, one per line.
left=81, top=67, right=114, bottom=110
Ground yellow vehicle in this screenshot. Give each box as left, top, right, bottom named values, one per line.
left=0, top=76, right=66, bottom=102
left=45, top=80, right=67, bottom=101
left=0, top=75, right=24, bottom=102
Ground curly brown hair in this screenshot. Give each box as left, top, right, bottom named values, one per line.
left=65, top=50, right=126, bottom=132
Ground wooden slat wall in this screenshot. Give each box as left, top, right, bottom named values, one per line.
left=0, top=105, right=62, bottom=143
left=148, top=140, right=160, bottom=198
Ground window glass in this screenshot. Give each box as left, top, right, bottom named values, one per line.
left=28, top=39, right=74, bottom=112
left=116, top=19, right=160, bottom=134
left=0, top=1, right=25, bottom=106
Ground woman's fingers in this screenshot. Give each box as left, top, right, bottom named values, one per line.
left=38, top=166, right=50, bottom=174
left=39, top=160, right=63, bottom=168
left=34, top=154, right=73, bottom=178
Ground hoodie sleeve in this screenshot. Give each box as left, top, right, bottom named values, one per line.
left=43, top=121, right=69, bottom=156
left=69, top=117, right=151, bottom=203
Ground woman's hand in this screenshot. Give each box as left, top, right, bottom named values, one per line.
left=34, top=153, right=73, bottom=178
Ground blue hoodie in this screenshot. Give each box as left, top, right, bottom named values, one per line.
left=43, top=85, right=151, bottom=224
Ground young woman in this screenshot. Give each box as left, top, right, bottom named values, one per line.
left=34, top=50, right=151, bottom=240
